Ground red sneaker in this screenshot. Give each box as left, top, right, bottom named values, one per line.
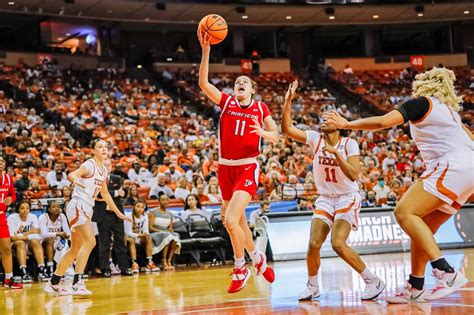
left=4, top=278, right=23, bottom=289
left=227, top=265, right=251, bottom=294
left=254, top=252, right=275, bottom=283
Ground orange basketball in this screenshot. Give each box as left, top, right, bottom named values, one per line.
left=198, top=14, right=228, bottom=45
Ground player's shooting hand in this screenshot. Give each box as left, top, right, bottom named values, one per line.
left=197, top=29, right=211, bottom=51
left=284, top=80, right=298, bottom=103
left=249, top=117, right=265, bottom=136
left=325, top=111, right=349, bottom=129
left=3, top=197, right=12, bottom=206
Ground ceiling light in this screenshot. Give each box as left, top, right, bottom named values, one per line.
left=286, top=16, right=292, bottom=20
left=242, top=15, right=248, bottom=19
left=373, top=15, right=379, bottom=19
left=417, top=13, right=423, bottom=17
left=8, top=1, right=14, bottom=5
left=464, top=10, right=470, bottom=15
left=329, top=15, right=335, bottom=20
left=137, top=65, right=142, bottom=69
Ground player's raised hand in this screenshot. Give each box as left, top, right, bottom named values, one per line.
left=284, top=80, right=298, bottom=103
left=325, top=110, right=349, bottom=129
left=116, top=211, right=132, bottom=222
left=249, top=117, right=264, bottom=136
left=197, top=29, right=211, bottom=51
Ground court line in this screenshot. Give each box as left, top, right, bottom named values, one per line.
left=430, top=303, right=474, bottom=308
left=170, top=303, right=274, bottom=314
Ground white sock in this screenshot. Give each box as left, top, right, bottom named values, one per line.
left=248, top=249, right=262, bottom=265
left=47, top=261, right=54, bottom=267
left=6, top=272, right=13, bottom=280
left=308, top=275, right=318, bottom=287
left=234, top=256, right=246, bottom=269
left=360, top=267, right=377, bottom=281
left=147, top=257, right=153, bottom=264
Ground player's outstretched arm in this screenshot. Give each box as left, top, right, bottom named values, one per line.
left=100, top=181, right=132, bottom=222
left=281, top=80, right=307, bottom=144
left=326, top=110, right=404, bottom=131
left=197, top=29, right=221, bottom=105
left=68, top=166, right=87, bottom=185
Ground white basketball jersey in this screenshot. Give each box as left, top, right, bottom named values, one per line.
left=39, top=213, right=69, bottom=235
left=72, top=159, right=108, bottom=207
left=124, top=212, right=149, bottom=237
left=409, top=97, right=473, bottom=167
left=7, top=213, right=39, bottom=236
left=306, top=131, right=360, bottom=196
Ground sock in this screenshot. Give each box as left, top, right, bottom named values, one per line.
left=147, top=257, right=153, bottom=264
left=408, top=274, right=425, bottom=290
left=430, top=257, right=454, bottom=273
left=248, top=249, right=262, bottom=265
left=47, top=262, right=54, bottom=267
left=73, top=273, right=83, bottom=285
left=5, top=272, right=13, bottom=280
left=360, top=267, right=377, bottom=281
left=132, top=259, right=137, bottom=264
left=51, top=273, right=61, bottom=285
left=234, top=256, right=246, bottom=269
left=308, top=275, right=318, bottom=287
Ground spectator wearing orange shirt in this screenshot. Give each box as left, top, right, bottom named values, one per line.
left=196, top=183, right=210, bottom=205
left=202, top=152, right=218, bottom=178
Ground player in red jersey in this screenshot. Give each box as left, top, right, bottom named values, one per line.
left=198, top=30, right=279, bottom=293
left=0, top=157, right=23, bottom=289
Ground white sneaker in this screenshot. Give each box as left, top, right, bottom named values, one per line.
left=425, top=269, right=468, bottom=301
left=298, top=282, right=321, bottom=301
left=386, top=282, right=429, bottom=304
left=71, top=281, right=92, bottom=297
left=44, top=281, right=71, bottom=296
left=361, top=277, right=386, bottom=300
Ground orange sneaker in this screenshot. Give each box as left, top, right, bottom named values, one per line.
left=131, top=262, right=139, bottom=274
left=254, top=252, right=275, bottom=283
left=227, top=265, right=251, bottom=294
left=146, top=262, right=160, bottom=272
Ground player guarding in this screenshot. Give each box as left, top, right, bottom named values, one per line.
left=282, top=81, right=385, bottom=301
left=44, top=139, right=130, bottom=296
left=198, top=30, right=278, bottom=293
left=326, top=67, right=473, bottom=303
left=0, top=157, right=23, bottom=289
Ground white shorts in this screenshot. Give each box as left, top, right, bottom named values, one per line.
left=312, top=192, right=361, bottom=231
left=421, top=153, right=474, bottom=214
left=65, top=198, right=93, bottom=231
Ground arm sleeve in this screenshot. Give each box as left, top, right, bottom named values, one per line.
left=305, top=130, right=321, bottom=152
left=346, top=139, right=360, bottom=157
left=396, top=97, right=431, bottom=123
left=61, top=214, right=71, bottom=236
left=218, top=93, right=230, bottom=110
left=39, top=214, right=56, bottom=239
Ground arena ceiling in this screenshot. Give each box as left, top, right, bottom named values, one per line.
left=0, top=0, right=473, bottom=26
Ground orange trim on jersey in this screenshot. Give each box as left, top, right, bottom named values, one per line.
left=313, top=209, right=333, bottom=221
left=81, top=206, right=91, bottom=221
left=334, top=198, right=356, bottom=216
left=314, top=136, right=323, bottom=155
left=436, top=162, right=458, bottom=203
left=420, top=163, right=439, bottom=180
left=69, top=207, right=80, bottom=228
left=412, top=96, right=433, bottom=124
left=75, top=182, right=86, bottom=189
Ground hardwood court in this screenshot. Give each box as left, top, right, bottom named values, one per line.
left=2, top=248, right=473, bottom=314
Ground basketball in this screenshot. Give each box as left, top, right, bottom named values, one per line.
left=198, top=14, right=228, bottom=45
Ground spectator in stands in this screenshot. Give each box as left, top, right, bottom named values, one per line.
left=337, top=104, right=352, bottom=120
left=127, top=162, right=141, bottom=184
left=249, top=200, right=270, bottom=228
left=362, top=191, right=377, bottom=208
left=289, top=198, right=311, bottom=212
left=45, top=186, right=62, bottom=199
left=207, top=183, right=223, bottom=204
left=8, top=201, right=48, bottom=282
left=14, top=168, right=30, bottom=195
left=124, top=199, right=159, bottom=273
left=125, top=185, right=140, bottom=206
left=196, top=183, right=210, bottom=204
left=269, top=184, right=283, bottom=201
left=373, top=177, right=390, bottom=204
left=251, top=50, right=261, bottom=76
left=149, top=174, right=174, bottom=199
left=39, top=201, right=70, bottom=277
left=386, top=191, right=398, bottom=207
left=47, top=169, right=71, bottom=190
left=343, top=64, right=353, bottom=74
left=181, top=194, right=211, bottom=222
left=148, top=195, right=181, bottom=271
left=25, top=179, right=46, bottom=199
left=382, top=151, right=397, bottom=171
left=62, top=186, right=72, bottom=205
left=282, top=175, right=304, bottom=200
left=174, top=176, right=190, bottom=202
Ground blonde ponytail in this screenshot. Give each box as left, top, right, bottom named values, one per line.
left=412, top=67, right=463, bottom=112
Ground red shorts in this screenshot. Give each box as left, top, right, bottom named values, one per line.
left=0, top=213, right=10, bottom=238
left=218, top=163, right=260, bottom=201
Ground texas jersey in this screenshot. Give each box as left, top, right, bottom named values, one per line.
left=306, top=131, right=360, bottom=195
left=218, top=93, right=271, bottom=164
left=409, top=96, right=473, bottom=167
left=72, top=159, right=108, bottom=207
left=38, top=213, right=71, bottom=239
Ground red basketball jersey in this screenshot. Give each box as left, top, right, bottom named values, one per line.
left=218, top=93, right=271, bottom=162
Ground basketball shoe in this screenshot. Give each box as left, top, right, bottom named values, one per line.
left=254, top=252, right=275, bottom=283
left=131, top=262, right=140, bottom=274
left=44, top=281, right=71, bottom=296
left=4, top=278, right=23, bottom=289
left=425, top=269, right=468, bottom=301
left=386, top=282, right=429, bottom=304
left=361, top=276, right=386, bottom=300
left=71, top=280, right=92, bottom=297
left=298, top=282, right=321, bottom=301
left=228, top=265, right=251, bottom=293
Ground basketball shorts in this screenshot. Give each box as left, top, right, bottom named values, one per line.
left=218, top=162, right=260, bottom=201
left=421, top=152, right=474, bottom=214
left=66, top=198, right=93, bottom=231
left=312, top=192, right=361, bottom=231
